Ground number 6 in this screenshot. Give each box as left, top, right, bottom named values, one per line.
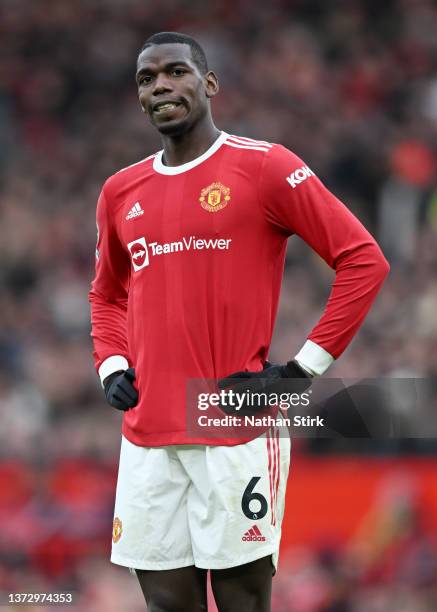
left=241, top=476, right=268, bottom=520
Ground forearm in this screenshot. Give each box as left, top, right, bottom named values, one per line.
left=300, top=241, right=389, bottom=370
left=89, top=288, right=131, bottom=382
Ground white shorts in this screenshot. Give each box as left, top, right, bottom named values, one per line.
left=111, top=428, right=290, bottom=572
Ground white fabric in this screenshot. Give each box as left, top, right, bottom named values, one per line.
left=295, top=339, right=334, bottom=376
left=98, top=355, right=129, bottom=386
left=111, top=432, right=290, bottom=571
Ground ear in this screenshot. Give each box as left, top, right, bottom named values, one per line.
left=204, top=70, right=219, bottom=99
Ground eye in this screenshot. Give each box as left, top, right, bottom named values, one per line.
left=138, top=74, right=152, bottom=86
left=171, top=68, right=186, bottom=77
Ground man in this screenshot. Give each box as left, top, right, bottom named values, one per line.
left=89, top=31, right=389, bottom=611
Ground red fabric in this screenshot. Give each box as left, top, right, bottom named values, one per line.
left=89, top=135, right=388, bottom=446
left=259, top=145, right=390, bottom=357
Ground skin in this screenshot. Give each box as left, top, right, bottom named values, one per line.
left=134, top=41, right=273, bottom=612
left=136, top=43, right=221, bottom=167
left=136, top=557, right=273, bottom=612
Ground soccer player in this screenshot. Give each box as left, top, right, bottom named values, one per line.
left=89, top=32, right=389, bottom=611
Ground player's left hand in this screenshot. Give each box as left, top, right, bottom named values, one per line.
left=218, top=360, right=312, bottom=415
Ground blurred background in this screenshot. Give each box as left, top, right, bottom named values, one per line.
left=1, top=0, right=437, bottom=609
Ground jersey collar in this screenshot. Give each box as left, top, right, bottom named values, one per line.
left=153, top=131, right=228, bottom=175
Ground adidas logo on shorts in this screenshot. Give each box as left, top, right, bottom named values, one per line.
left=242, top=524, right=266, bottom=542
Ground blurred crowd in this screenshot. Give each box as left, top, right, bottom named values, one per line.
left=273, top=469, right=437, bottom=612
left=1, top=0, right=437, bottom=609
left=1, top=455, right=437, bottom=611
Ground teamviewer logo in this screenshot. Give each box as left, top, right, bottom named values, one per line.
left=127, top=237, right=149, bottom=271
left=126, top=233, right=232, bottom=272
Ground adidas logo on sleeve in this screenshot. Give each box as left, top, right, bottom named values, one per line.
left=126, top=202, right=144, bottom=220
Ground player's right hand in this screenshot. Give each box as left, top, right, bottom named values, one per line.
left=103, top=368, right=138, bottom=411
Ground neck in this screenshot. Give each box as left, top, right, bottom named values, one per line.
left=160, top=117, right=221, bottom=167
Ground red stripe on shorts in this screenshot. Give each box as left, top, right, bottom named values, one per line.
left=274, top=427, right=281, bottom=525
left=271, top=427, right=278, bottom=526
left=266, top=428, right=275, bottom=525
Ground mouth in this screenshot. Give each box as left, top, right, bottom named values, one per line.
left=152, top=101, right=183, bottom=115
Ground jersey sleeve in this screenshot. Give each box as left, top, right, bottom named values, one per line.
left=88, top=185, right=131, bottom=382
left=259, top=144, right=390, bottom=372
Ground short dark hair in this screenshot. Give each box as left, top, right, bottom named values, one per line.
left=139, top=32, right=208, bottom=74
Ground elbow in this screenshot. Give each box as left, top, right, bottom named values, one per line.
left=372, top=244, right=390, bottom=285
left=381, top=255, right=390, bottom=279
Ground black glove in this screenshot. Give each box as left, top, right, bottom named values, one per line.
left=218, top=360, right=312, bottom=415
left=103, top=367, right=138, bottom=411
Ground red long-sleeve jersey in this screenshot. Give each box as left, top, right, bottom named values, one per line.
left=89, top=132, right=389, bottom=446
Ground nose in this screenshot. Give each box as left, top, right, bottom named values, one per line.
left=152, top=73, right=173, bottom=95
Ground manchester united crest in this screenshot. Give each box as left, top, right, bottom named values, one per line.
left=199, top=182, right=231, bottom=212
left=112, top=517, right=123, bottom=543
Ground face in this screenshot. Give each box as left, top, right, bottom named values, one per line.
left=136, top=43, right=218, bottom=136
